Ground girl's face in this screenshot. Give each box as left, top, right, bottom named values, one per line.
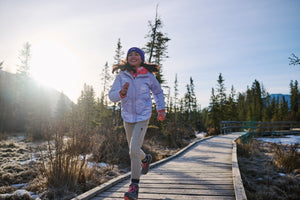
left=127, top=51, right=142, bottom=67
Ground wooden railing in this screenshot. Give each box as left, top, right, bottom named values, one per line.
left=220, top=121, right=300, bottom=135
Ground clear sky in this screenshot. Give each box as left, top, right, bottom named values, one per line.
left=1, top=0, right=299, bottom=108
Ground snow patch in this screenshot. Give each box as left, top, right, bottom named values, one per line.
left=257, top=135, right=300, bottom=145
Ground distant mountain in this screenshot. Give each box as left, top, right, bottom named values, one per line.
left=269, top=93, right=291, bottom=107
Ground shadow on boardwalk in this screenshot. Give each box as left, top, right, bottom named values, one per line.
left=73, top=132, right=246, bottom=200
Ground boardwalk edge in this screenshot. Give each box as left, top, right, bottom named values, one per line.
left=232, top=132, right=248, bottom=200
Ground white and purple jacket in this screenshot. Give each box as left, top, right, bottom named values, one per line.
left=109, top=69, right=165, bottom=123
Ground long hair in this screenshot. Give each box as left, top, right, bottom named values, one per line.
left=112, top=61, right=160, bottom=74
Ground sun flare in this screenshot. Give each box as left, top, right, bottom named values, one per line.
left=31, top=40, right=81, bottom=101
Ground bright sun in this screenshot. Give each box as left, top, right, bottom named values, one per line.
left=31, top=40, right=81, bottom=101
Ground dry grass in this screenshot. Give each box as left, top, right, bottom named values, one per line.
left=91, top=125, right=129, bottom=167
left=34, top=125, right=96, bottom=199
left=236, top=137, right=260, bottom=159
left=271, top=142, right=300, bottom=172
left=0, top=140, right=39, bottom=199
left=237, top=137, right=300, bottom=200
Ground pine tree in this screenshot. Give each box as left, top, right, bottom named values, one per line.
left=144, top=4, right=170, bottom=84
left=77, top=84, right=97, bottom=132
left=252, top=80, right=263, bottom=121
left=290, top=80, right=299, bottom=120
left=17, top=42, right=31, bottom=77
left=114, top=38, right=124, bottom=65
left=216, top=73, right=226, bottom=122
left=15, top=42, right=32, bottom=130
left=173, top=73, right=179, bottom=122
left=237, top=93, right=247, bottom=121
left=112, top=39, right=124, bottom=126
left=100, top=62, right=112, bottom=106
left=271, top=97, right=280, bottom=121
left=263, top=93, right=273, bottom=121
left=26, top=86, right=51, bottom=140
left=184, top=84, right=191, bottom=115
left=208, top=88, right=220, bottom=133
left=54, top=92, right=69, bottom=123
left=226, top=86, right=237, bottom=121
left=279, top=96, right=289, bottom=121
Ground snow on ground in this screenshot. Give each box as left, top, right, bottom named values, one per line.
left=256, top=135, right=300, bottom=145
left=195, top=131, right=207, bottom=138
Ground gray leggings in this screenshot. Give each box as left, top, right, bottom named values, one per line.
left=124, top=119, right=150, bottom=180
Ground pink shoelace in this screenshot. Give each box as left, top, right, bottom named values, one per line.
left=128, top=184, right=138, bottom=193
left=142, top=162, right=148, bottom=168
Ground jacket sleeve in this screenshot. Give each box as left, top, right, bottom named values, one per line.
left=150, top=74, right=165, bottom=111
left=109, top=74, right=122, bottom=103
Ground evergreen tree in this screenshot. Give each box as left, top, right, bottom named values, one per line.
left=290, top=80, right=299, bottom=120
left=263, top=93, right=273, bottom=121
left=17, top=42, right=31, bottom=77
left=76, top=84, right=97, bottom=132
left=237, top=93, right=247, bottom=121
left=252, top=80, right=263, bottom=121
left=184, top=84, right=192, bottom=115
left=166, top=86, right=172, bottom=113
left=114, top=38, right=124, bottom=65
left=208, top=88, right=220, bottom=133
left=271, top=97, right=280, bottom=121
left=54, top=92, right=69, bottom=123
left=279, top=96, right=289, bottom=121
left=26, top=86, right=51, bottom=140
left=216, top=73, right=226, bottom=121
left=112, top=38, right=124, bottom=126
left=226, top=86, right=237, bottom=121
left=100, top=62, right=112, bottom=106
left=246, top=80, right=263, bottom=121
left=144, top=5, right=170, bottom=84
left=173, top=73, right=179, bottom=122
left=15, top=42, right=32, bottom=130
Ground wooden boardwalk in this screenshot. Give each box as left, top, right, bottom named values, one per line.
left=74, top=132, right=246, bottom=200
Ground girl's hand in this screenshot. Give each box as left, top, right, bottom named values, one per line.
left=157, top=109, right=166, bottom=121
left=120, top=82, right=129, bottom=96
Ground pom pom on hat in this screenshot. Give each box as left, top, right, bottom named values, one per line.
left=127, top=47, right=145, bottom=63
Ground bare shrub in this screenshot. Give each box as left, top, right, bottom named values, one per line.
left=163, top=122, right=195, bottom=148
left=38, top=124, right=95, bottom=199
left=271, top=143, right=300, bottom=172
left=92, top=125, right=129, bottom=167
left=236, top=138, right=260, bottom=159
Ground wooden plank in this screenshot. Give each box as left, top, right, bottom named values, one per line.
left=144, top=173, right=233, bottom=178
left=92, top=192, right=235, bottom=200
left=107, top=183, right=233, bottom=191
left=97, top=188, right=234, bottom=197
left=91, top=194, right=235, bottom=200
left=98, top=188, right=235, bottom=196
